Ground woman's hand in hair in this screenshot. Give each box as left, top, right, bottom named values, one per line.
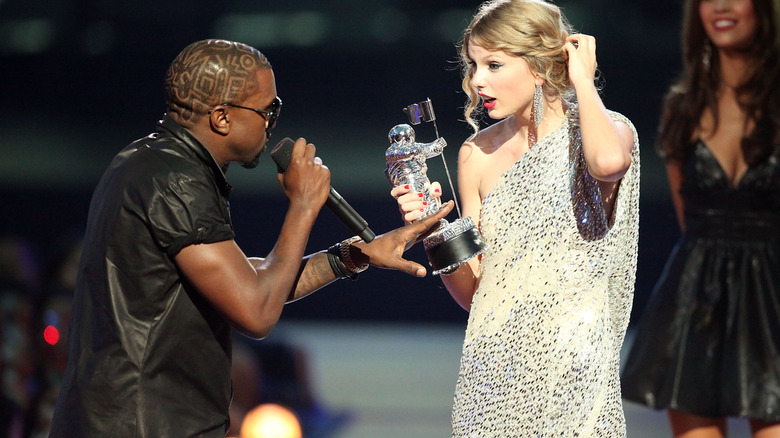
left=564, top=34, right=598, bottom=90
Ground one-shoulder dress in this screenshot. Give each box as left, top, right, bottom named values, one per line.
left=622, top=140, right=780, bottom=422
left=451, top=108, right=641, bottom=437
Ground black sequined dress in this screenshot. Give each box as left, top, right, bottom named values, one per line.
left=622, top=140, right=780, bottom=421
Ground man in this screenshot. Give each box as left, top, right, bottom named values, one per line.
left=48, top=39, right=453, bottom=437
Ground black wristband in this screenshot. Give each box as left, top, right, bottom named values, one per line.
left=327, top=244, right=358, bottom=280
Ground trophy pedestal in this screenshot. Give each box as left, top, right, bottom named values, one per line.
left=423, top=216, right=487, bottom=275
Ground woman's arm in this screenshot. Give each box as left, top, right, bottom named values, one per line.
left=389, top=142, right=483, bottom=311
left=564, top=34, right=635, bottom=218
left=435, top=142, right=485, bottom=311
left=565, top=34, right=634, bottom=184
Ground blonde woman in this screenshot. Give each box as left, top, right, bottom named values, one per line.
left=392, top=0, right=640, bottom=435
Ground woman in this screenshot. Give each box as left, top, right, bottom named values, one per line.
left=621, top=0, right=780, bottom=436
left=392, top=0, right=640, bottom=435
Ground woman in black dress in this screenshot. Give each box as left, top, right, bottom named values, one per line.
left=621, top=0, right=780, bottom=436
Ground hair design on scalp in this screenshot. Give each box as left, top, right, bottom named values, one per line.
left=657, top=0, right=780, bottom=165
left=164, top=39, right=272, bottom=124
left=458, top=0, right=575, bottom=132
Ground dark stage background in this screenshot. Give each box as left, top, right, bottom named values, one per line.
left=1, top=0, right=682, bottom=325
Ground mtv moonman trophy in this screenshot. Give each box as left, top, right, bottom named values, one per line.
left=384, top=98, right=487, bottom=275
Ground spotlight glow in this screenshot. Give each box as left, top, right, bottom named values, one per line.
left=240, top=403, right=302, bottom=438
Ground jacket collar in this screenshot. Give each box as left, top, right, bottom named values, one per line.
left=157, top=114, right=232, bottom=196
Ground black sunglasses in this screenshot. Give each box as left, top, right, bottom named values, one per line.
left=219, top=96, right=282, bottom=130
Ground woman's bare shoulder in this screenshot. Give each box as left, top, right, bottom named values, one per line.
left=462, top=118, right=512, bottom=155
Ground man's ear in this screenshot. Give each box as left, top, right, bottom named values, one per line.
left=208, top=106, right=230, bottom=135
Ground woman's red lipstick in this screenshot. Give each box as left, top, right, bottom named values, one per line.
left=480, top=93, right=496, bottom=109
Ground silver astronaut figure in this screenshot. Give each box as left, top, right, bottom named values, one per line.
left=385, top=124, right=446, bottom=219
left=385, top=124, right=486, bottom=275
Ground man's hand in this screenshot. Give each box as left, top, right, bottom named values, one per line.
left=352, top=200, right=455, bottom=277
left=278, top=137, right=330, bottom=213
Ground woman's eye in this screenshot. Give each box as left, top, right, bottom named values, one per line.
left=489, top=62, right=502, bottom=70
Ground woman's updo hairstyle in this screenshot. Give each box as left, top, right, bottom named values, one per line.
left=458, top=0, right=575, bottom=132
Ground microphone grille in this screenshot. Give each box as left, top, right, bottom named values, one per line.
left=270, top=137, right=294, bottom=173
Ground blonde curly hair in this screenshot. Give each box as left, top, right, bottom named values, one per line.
left=458, top=0, right=575, bottom=132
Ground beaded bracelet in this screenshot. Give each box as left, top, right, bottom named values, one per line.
left=339, top=236, right=369, bottom=274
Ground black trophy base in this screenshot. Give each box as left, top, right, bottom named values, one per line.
left=424, top=218, right=487, bottom=275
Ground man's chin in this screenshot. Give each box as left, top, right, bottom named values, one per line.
left=241, top=154, right=261, bottom=169
left=241, top=147, right=265, bottom=169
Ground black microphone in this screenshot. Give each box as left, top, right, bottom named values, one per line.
left=270, top=137, right=376, bottom=243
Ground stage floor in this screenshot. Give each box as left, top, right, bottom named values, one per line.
left=261, top=322, right=753, bottom=438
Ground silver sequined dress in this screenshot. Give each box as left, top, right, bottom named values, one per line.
left=451, top=108, right=640, bottom=437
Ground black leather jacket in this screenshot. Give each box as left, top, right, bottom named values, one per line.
left=50, top=115, right=236, bottom=437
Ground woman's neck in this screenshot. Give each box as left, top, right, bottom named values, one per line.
left=718, top=49, right=752, bottom=91
left=512, top=98, right=566, bottom=148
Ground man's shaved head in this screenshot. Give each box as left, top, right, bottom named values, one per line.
left=164, top=39, right=272, bottom=123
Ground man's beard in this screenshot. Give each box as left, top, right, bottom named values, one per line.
left=242, top=151, right=262, bottom=169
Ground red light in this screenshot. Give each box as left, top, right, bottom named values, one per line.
left=44, top=325, right=60, bottom=345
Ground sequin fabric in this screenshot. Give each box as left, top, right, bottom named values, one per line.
left=451, top=108, right=640, bottom=437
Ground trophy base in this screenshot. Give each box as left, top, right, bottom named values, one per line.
left=424, top=217, right=487, bottom=276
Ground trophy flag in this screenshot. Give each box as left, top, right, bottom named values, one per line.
left=403, top=98, right=436, bottom=125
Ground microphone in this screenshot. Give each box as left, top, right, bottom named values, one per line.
left=270, top=137, right=376, bottom=243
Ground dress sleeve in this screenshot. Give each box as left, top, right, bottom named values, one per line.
left=569, top=107, right=609, bottom=241
left=569, top=108, right=640, bottom=241
left=605, top=110, right=641, bottom=234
